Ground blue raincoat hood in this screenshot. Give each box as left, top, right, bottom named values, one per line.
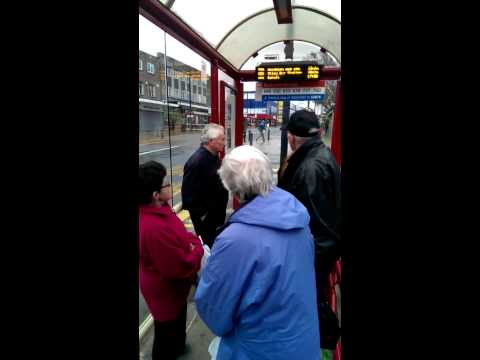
left=227, top=186, right=310, bottom=230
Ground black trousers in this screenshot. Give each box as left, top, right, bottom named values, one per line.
left=315, top=252, right=338, bottom=303
left=152, top=304, right=187, bottom=360
left=190, top=210, right=225, bottom=248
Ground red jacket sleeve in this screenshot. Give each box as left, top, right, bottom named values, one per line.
left=146, top=214, right=204, bottom=280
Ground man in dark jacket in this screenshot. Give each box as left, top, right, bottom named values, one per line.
left=182, top=123, right=229, bottom=248
left=278, top=110, right=341, bottom=304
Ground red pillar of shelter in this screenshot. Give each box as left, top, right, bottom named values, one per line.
left=330, top=80, right=341, bottom=166
left=235, top=79, right=244, bottom=147
left=232, top=79, right=244, bottom=210
left=219, top=81, right=225, bottom=129
left=210, top=61, right=219, bottom=124
left=330, top=81, right=342, bottom=360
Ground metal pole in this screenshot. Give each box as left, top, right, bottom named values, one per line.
left=163, top=33, right=174, bottom=207
left=210, top=61, right=219, bottom=124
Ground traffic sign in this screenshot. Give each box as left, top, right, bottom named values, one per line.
left=257, top=81, right=325, bottom=101
left=262, top=94, right=325, bottom=101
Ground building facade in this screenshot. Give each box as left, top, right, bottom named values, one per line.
left=139, top=50, right=210, bottom=142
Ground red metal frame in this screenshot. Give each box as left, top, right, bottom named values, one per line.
left=328, top=259, right=342, bottom=360
left=211, top=62, right=219, bottom=124
left=219, top=81, right=226, bottom=154
left=331, top=80, right=341, bottom=166
left=272, top=0, right=293, bottom=24
left=232, top=80, right=244, bottom=210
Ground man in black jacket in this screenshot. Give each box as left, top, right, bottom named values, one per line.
left=278, top=110, right=341, bottom=304
left=181, top=123, right=229, bottom=248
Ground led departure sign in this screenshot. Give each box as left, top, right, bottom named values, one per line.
left=256, top=62, right=322, bottom=82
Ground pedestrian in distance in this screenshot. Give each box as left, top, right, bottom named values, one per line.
left=256, top=119, right=266, bottom=143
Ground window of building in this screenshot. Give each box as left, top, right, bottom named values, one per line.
left=147, top=84, right=155, bottom=98
left=174, top=79, right=179, bottom=89
left=181, top=81, right=185, bottom=91
left=147, top=62, right=155, bottom=74
left=192, top=85, right=197, bottom=94
left=139, top=82, right=144, bottom=96
left=203, top=87, right=207, bottom=96
left=167, top=77, right=172, bottom=87
left=139, top=59, right=143, bottom=71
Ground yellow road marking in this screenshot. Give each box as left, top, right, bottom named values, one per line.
left=166, top=165, right=184, bottom=177
left=172, top=165, right=184, bottom=176
left=178, top=210, right=190, bottom=222
left=172, top=184, right=182, bottom=197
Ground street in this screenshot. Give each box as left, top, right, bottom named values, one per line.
left=139, top=131, right=203, bottom=207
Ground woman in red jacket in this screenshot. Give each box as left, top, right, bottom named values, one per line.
left=139, top=161, right=204, bottom=360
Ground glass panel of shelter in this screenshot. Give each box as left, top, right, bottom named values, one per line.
left=139, top=14, right=168, bottom=328
left=163, top=32, right=212, bottom=209
left=138, top=13, right=212, bottom=330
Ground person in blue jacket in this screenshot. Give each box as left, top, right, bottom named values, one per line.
left=195, top=145, right=321, bottom=360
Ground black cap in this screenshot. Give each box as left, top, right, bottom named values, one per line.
left=282, top=110, right=320, bottom=137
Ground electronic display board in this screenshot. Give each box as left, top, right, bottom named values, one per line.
left=256, top=61, right=322, bottom=82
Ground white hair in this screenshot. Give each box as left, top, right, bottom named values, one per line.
left=200, top=123, right=224, bottom=144
left=288, top=132, right=319, bottom=149
left=292, top=134, right=311, bottom=147
left=218, top=145, right=273, bottom=202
